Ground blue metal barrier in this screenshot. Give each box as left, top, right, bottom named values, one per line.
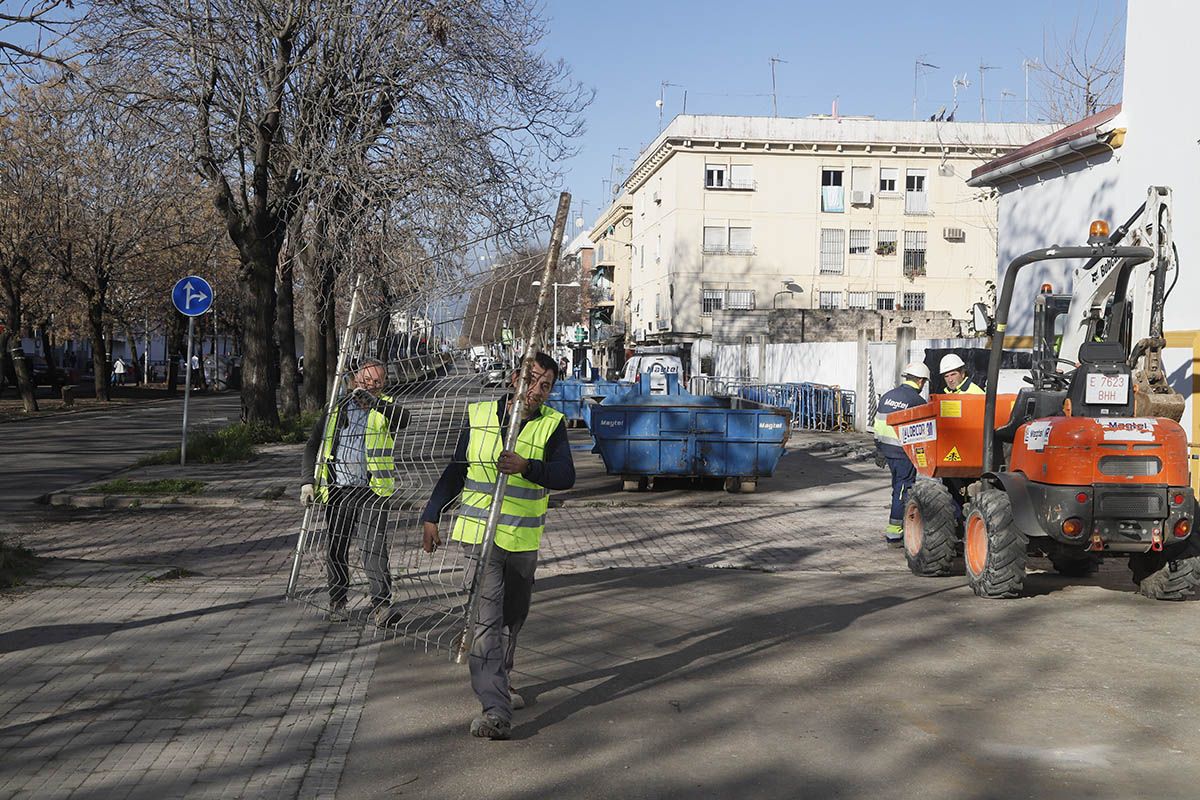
left=693, top=377, right=856, bottom=432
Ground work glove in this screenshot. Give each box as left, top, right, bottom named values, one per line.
left=874, top=450, right=887, bottom=469
left=300, top=483, right=314, bottom=507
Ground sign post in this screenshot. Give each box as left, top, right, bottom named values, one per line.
left=171, top=276, right=214, bottom=466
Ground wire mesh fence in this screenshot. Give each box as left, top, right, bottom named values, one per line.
left=287, top=204, right=572, bottom=658
left=691, top=377, right=857, bottom=432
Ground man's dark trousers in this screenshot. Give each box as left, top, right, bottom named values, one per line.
left=465, top=544, right=537, bottom=724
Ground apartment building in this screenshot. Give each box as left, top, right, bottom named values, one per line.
left=585, top=193, right=633, bottom=376
left=618, top=114, right=1054, bottom=373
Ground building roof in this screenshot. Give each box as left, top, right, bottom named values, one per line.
left=626, top=114, right=1056, bottom=192
left=563, top=230, right=593, bottom=254
left=968, top=104, right=1124, bottom=187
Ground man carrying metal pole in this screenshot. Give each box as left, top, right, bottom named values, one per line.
left=421, top=353, right=574, bottom=740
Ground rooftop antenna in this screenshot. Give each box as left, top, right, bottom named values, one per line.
left=951, top=74, right=970, bottom=120
left=1021, top=58, right=1042, bottom=121
left=978, top=60, right=999, bottom=122
left=913, top=56, right=939, bottom=120
left=769, top=56, right=788, bottom=117
left=1000, top=89, right=1016, bottom=122
left=657, top=81, right=686, bottom=131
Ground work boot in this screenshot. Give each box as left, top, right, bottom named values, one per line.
left=326, top=599, right=349, bottom=621
left=470, top=712, right=512, bottom=740
left=884, top=523, right=904, bottom=548
left=510, top=690, right=526, bottom=710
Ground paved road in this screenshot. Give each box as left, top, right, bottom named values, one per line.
left=0, top=393, right=241, bottom=519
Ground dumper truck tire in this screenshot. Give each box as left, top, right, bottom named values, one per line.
left=964, top=489, right=1027, bottom=599
left=903, top=479, right=958, bottom=577
left=1130, top=548, right=1200, bottom=601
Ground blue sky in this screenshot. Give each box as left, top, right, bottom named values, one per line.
left=540, top=0, right=1126, bottom=228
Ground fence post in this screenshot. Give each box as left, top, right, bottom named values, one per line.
left=855, top=328, right=869, bottom=432
left=895, top=325, right=916, bottom=386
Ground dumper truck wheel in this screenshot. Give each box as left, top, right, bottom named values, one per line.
left=1130, top=548, right=1200, bottom=601
left=964, top=489, right=1027, bottom=598
left=903, top=479, right=958, bottom=577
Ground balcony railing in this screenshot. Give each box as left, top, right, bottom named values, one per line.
left=707, top=178, right=757, bottom=191
left=703, top=245, right=757, bottom=256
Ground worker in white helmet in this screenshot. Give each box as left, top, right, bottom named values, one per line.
left=939, top=353, right=983, bottom=394
left=872, top=361, right=931, bottom=546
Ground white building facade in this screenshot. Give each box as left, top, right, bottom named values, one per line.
left=618, top=114, right=1053, bottom=374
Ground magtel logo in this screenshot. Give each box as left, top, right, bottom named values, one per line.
left=599, top=419, right=623, bottom=427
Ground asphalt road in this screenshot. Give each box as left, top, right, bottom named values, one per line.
left=0, top=392, right=242, bottom=519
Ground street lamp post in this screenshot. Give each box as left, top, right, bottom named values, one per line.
left=773, top=280, right=805, bottom=309
left=532, top=280, right=581, bottom=351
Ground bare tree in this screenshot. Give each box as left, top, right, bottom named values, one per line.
left=0, top=0, right=84, bottom=76
left=1035, top=11, right=1125, bottom=124
left=85, top=0, right=589, bottom=422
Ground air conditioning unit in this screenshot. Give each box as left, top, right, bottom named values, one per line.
left=850, top=190, right=872, bottom=205
left=943, top=227, right=966, bottom=241
left=655, top=319, right=670, bottom=331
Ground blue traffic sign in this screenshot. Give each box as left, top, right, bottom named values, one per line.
left=172, top=276, right=214, bottom=317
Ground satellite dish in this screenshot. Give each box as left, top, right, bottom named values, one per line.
left=655, top=99, right=664, bottom=109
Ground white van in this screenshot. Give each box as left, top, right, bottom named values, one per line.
left=620, top=354, right=684, bottom=394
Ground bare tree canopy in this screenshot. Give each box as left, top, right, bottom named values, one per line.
left=0, top=0, right=85, bottom=76
left=1035, top=10, right=1125, bottom=124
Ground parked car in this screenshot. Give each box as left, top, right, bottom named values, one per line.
left=620, top=353, right=685, bottom=395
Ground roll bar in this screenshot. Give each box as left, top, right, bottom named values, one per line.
left=981, top=244, right=1154, bottom=474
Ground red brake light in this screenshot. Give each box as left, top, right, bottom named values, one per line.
left=1075, top=492, right=1089, bottom=504
left=1173, top=493, right=1186, bottom=505
left=1062, top=518, right=1084, bottom=537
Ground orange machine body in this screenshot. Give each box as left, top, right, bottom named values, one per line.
left=886, top=394, right=1017, bottom=479
left=1007, top=416, right=1190, bottom=487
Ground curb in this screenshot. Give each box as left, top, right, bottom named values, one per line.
left=42, top=493, right=288, bottom=511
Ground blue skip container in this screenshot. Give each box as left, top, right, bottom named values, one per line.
left=589, top=374, right=790, bottom=492
left=546, top=378, right=622, bottom=428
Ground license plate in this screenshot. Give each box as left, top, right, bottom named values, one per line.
left=1085, top=373, right=1129, bottom=405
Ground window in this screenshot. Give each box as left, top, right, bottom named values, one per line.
left=727, top=289, right=755, bottom=310
left=851, top=166, right=871, bottom=192
left=876, top=292, right=896, bottom=310
left=849, top=229, right=871, bottom=255
left=728, top=223, right=753, bottom=254
left=819, top=291, right=842, bottom=310
left=848, top=291, right=872, bottom=309
left=729, top=164, right=754, bottom=190
left=905, top=169, right=928, bottom=214
left=819, top=228, right=845, bottom=274
left=821, top=168, right=844, bottom=212
left=701, top=289, right=723, bottom=316
left=903, top=230, right=928, bottom=277
left=705, top=164, right=726, bottom=188
left=703, top=224, right=727, bottom=254
left=656, top=293, right=663, bottom=319
left=879, top=167, right=898, bottom=194
left=876, top=229, right=897, bottom=256
left=902, top=292, right=926, bottom=311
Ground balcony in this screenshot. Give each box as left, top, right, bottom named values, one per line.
left=589, top=284, right=615, bottom=304
left=707, top=178, right=757, bottom=191
left=702, top=245, right=757, bottom=256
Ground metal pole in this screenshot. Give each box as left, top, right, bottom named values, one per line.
left=143, top=316, right=150, bottom=386
left=454, top=191, right=572, bottom=664
left=553, top=285, right=559, bottom=355
left=287, top=273, right=365, bottom=600
left=180, top=316, right=194, bottom=466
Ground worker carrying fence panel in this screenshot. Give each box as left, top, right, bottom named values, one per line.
left=873, top=361, right=930, bottom=546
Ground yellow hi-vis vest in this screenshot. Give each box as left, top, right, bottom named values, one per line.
left=945, top=379, right=984, bottom=395
left=314, top=396, right=396, bottom=502
left=451, top=400, right=564, bottom=552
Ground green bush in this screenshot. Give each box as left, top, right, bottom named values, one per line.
left=0, top=539, right=38, bottom=589
left=136, top=410, right=321, bottom=465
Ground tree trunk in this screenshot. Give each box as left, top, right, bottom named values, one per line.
left=125, top=325, right=140, bottom=386
left=88, top=301, right=109, bottom=402
left=238, top=247, right=280, bottom=425
left=300, top=267, right=327, bottom=411
left=276, top=258, right=300, bottom=419
left=1, top=328, right=38, bottom=412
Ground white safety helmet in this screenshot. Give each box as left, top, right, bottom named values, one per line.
left=939, top=353, right=967, bottom=375
left=902, top=361, right=930, bottom=381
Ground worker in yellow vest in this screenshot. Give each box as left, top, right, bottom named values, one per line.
left=421, top=352, right=575, bottom=740
left=939, top=353, right=984, bottom=394
left=301, top=358, right=410, bottom=624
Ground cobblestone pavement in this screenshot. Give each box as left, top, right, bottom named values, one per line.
left=0, top=441, right=902, bottom=799
left=1, top=507, right=378, bottom=800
